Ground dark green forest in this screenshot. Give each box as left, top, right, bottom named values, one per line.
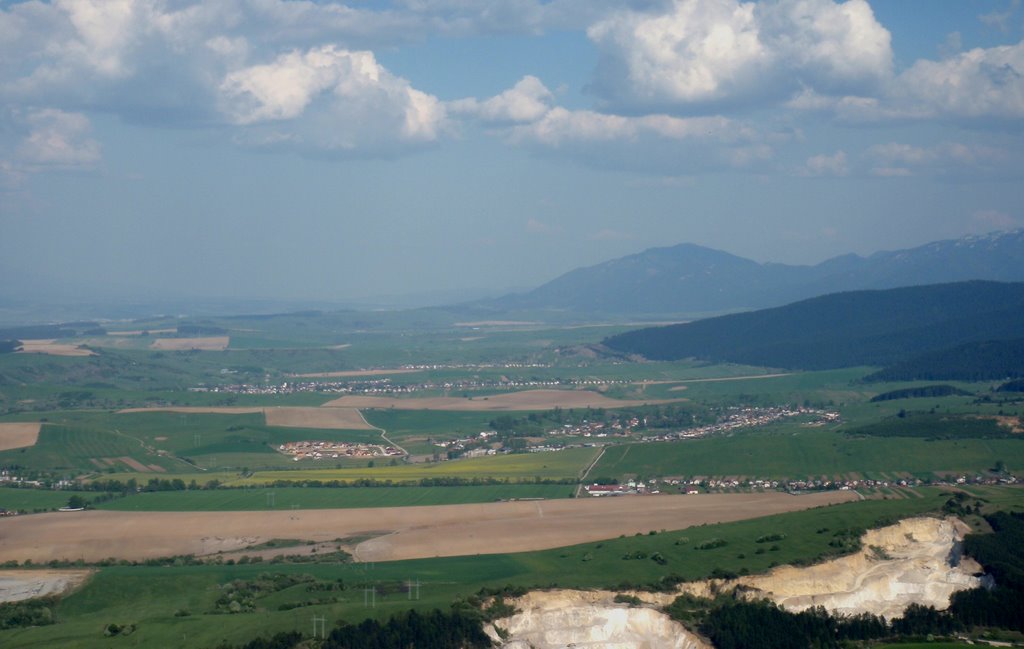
left=866, top=339, right=1024, bottom=382
left=603, top=281, right=1024, bottom=370
left=847, top=412, right=1015, bottom=440
left=868, top=385, right=972, bottom=402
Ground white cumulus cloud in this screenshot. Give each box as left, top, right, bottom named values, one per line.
left=802, top=149, right=847, bottom=176
left=219, top=45, right=447, bottom=153
left=449, top=75, right=554, bottom=124
left=895, top=42, right=1024, bottom=120
left=509, top=106, right=773, bottom=173
left=15, top=108, right=101, bottom=168
left=586, top=0, right=892, bottom=112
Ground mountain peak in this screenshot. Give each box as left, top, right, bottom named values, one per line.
left=487, top=230, right=1024, bottom=316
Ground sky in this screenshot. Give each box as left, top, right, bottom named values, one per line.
left=2, top=0, right=1023, bottom=305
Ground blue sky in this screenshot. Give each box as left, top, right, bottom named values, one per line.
left=2, top=0, right=1023, bottom=305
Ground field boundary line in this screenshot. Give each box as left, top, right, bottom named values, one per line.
left=355, top=409, right=408, bottom=457
left=107, top=428, right=198, bottom=472
left=575, top=446, right=606, bottom=498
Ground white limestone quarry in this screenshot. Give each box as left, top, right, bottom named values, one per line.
left=484, top=589, right=711, bottom=649
left=486, top=517, right=986, bottom=648
left=726, top=516, right=986, bottom=619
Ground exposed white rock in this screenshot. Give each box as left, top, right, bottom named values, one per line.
left=728, top=516, right=985, bottom=619
left=486, top=590, right=711, bottom=649
left=488, top=516, right=987, bottom=647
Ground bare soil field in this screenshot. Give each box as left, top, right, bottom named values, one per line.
left=149, top=336, right=229, bottom=351
left=290, top=369, right=419, bottom=378
left=0, top=569, right=92, bottom=603
left=321, top=389, right=684, bottom=411
left=0, top=423, right=41, bottom=451
left=117, top=406, right=375, bottom=430
left=0, top=492, right=857, bottom=563
left=16, top=339, right=95, bottom=356
left=116, top=456, right=154, bottom=472
left=264, top=407, right=374, bottom=430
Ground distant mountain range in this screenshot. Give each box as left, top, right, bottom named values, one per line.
left=485, top=230, right=1024, bottom=316
left=602, top=281, right=1024, bottom=372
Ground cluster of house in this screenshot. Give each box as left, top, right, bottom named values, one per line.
left=641, top=406, right=840, bottom=442
left=0, top=470, right=53, bottom=488
left=584, top=479, right=657, bottom=496
left=547, top=417, right=642, bottom=438
left=584, top=471, right=1020, bottom=498
left=433, top=431, right=502, bottom=458
left=189, top=357, right=660, bottom=397
left=190, top=378, right=394, bottom=396
left=277, top=441, right=403, bottom=461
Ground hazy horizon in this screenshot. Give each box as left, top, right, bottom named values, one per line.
left=2, top=0, right=1023, bottom=305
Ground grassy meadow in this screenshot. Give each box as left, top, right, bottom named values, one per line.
left=594, top=426, right=1023, bottom=481
left=0, top=487, right=99, bottom=512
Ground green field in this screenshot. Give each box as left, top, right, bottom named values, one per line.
left=0, top=410, right=391, bottom=473
left=360, top=409, right=500, bottom=454
left=93, top=447, right=599, bottom=486
left=238, top=447, right=599, bottom=484
left=594, top=427, right=1024, bottom=480
left=0, top=424, right=182, bottom=473
left=0, top=487, right=100, bottom=513
left=97, top=484, right=573, bottom=511
left=5, top=486, right=1018, bottom=649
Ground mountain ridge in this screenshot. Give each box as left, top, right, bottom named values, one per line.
left=484, top=229, right=1024, bottom=315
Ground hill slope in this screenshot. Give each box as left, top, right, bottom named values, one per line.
left=489, top=230, right=1024, bottom=315
left=602, top=281, right=1024, bottom=370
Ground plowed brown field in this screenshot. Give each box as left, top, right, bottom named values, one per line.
left=0, top=423, right=40, bottom=451
left=0, top=492, right=857, bottom=563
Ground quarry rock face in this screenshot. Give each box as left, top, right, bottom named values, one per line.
left=487, top=517, right=985, bottom=648
left=732, top=516, right=985, bottom=619
left=485, top=590, right=711, bottom=649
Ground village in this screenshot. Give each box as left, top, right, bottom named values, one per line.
left=189, top=375, right=634, bottom=397
left=650, top=405, right=842, bottom=441
left=582, top=472, right=1019, bottom=497
left=430, top=405, right=841, bottom=461
left=276, top=441, right=404, bottom=461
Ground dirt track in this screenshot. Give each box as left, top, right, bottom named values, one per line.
left=322, top=389, right=684, bottom=411
left=0, top=492, right=857, bottom=563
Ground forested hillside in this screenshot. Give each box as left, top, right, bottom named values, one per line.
left=864, top=339, right=1024, bottom=382
left=603, top=282, right=1024, bottom=370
